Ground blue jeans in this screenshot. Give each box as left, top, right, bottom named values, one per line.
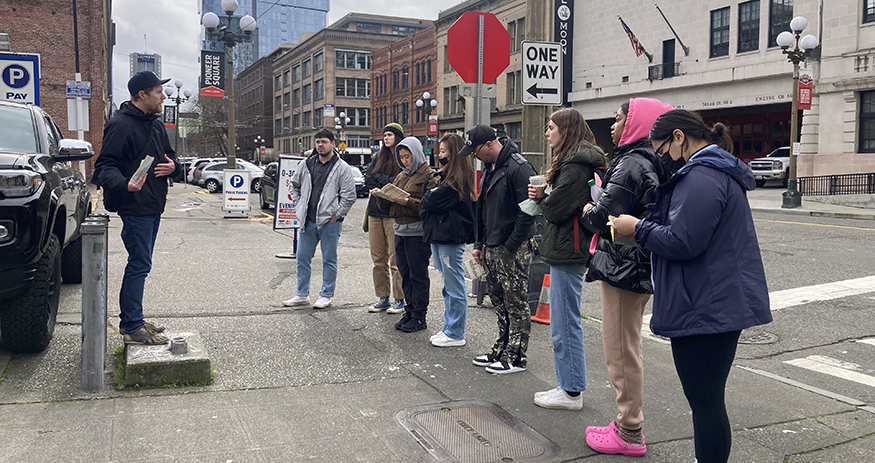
left=296, top=220, right=341, bottom=298
left=431, top=243, right=468, bottom=339
left=549, top=267, right=587, bottom=393
left=119, top=214, right=161, bottom=334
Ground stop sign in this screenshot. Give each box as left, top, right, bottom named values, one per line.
left=447, top=11, right=511, bottom=84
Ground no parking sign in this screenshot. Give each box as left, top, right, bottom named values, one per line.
left=0, top=53, right=39, bottom=105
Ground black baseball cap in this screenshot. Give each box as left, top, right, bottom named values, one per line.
left=459, top=124, right=497, bottom=156
left=128, top=71, right=171, bottom=96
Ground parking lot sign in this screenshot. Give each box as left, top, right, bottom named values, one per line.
left=0, top=53, right=39, bottom=105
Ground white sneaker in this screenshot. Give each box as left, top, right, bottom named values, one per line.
left=534, top=386, right=563, bottom=401
left=431, top=331, right=466, bottom=347
left=313, top=297, right=332, bottom=309
left=429, top=331, right=442, bottom=341
left=485, top=360, right=526, bottom=375
left=534, top=387, right=582, bottom=410
left=283, top=295, right=309, bottom=307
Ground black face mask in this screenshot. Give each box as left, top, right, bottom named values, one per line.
left=439, top=157, right=449, bottom=166
left=656, top=137, right=687, bottom=174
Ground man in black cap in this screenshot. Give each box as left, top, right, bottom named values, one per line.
left=92, top=70, right=182, bottom=345
left=461, top=124, right=537, bottom=374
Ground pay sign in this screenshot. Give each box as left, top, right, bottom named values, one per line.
left=0, top=53, right=40, bottom=105
left=521, top=41, right=562, bottom=106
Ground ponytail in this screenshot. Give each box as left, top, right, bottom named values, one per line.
left=651, top=109, right=734, bottom=154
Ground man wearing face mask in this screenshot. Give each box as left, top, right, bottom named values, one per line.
left=283, top=129, right=356, bottom=310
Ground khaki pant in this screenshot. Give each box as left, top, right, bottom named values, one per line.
left=600, top=281, right=651, bottom=430
left=368, top=216, right=404, bottom=300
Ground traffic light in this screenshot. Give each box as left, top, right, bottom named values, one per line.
left=297, top=137, right=303, bottom=148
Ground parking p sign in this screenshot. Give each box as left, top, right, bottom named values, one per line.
left=0, top=53, right=39, bottom=105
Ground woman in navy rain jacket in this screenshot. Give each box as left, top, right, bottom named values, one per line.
left=613, top=109, right=772, bottom=463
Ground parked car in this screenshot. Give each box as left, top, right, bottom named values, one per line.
left=0, top=101, right=94, bottom=352
left=749, top=147, right=791, bottom=187
left=259, top=156, right=306, bottom=209
left=187, top=157, right=223, bottom=182
left=350, top=165, right=368, bottom=197
left=199, top=159, right=264, bottom=193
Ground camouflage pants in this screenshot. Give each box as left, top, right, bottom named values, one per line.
left=484, top=241, right=533, bottom=368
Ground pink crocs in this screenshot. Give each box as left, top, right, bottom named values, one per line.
left=585, top=421, right=647, bottom=457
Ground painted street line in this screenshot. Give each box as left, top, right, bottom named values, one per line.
left=754, top=218, right=875, bottom=231
left=768, top=275, right=875, bottom=311
left=735, top=365, right=866, bottom=407
left=857, top=338, right=875, bottom=347
left=784, top=355, right=875, bottom=388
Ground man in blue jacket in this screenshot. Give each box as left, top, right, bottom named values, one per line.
left=92, top=71, right=182, bottom=345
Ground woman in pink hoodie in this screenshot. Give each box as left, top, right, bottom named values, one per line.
left=579, top=97, right=674, bottom=457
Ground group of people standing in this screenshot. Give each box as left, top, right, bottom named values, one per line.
left=283, top=102, right=771, bottom=462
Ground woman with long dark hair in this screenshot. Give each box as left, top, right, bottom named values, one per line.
left=421, top=132, right=477, bottom=347
left=580, top=98, right=674, bottom=457
left=365, top=123, right=406, bottom=314
left=527, top=107, right=605, bottom=410
left=613, top=110, right=771, bottom=463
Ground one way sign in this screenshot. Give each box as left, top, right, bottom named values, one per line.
left=521, top=41, right=562, bottom=106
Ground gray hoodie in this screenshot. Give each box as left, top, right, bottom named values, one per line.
left=393, top=137, right=430, bottom=237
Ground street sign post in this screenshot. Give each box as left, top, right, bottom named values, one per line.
left=447, top=11, right=510, bottom=126
left=521, top=41, right=563, bottom=106
left=0, top=53, right=40, bottom=105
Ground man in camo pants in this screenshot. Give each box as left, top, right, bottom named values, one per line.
left=462, top=125, right=536, bottom=375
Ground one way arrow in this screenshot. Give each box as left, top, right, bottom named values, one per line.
left=526, top=83, right=558, bottom=98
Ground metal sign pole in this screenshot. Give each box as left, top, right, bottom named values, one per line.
left=81, top=214, right=109, bottom=392
left=475, top=14, right=484, bottom=126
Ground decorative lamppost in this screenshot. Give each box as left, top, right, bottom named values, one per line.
left=254, top=135, right=265, bottom=164
left=416, top=92, right=439, bottom=164
left=334, top=111, right=351, bottom=153
left=164, top=80, right=193, bottom=158
left=776, top=16, right=819, bottom=209
left=201, top=0, right=257, bottom=170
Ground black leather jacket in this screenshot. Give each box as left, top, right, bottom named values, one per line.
left=474, top=138, right=537, bottom=253
left=580, top=139, right=667, bottom=293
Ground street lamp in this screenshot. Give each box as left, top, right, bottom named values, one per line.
left=202, top=0, right=257, bottom=170
left=164, top=80, right=193, bottom=158
left=776, top=16, right=818, bottom=209
left=254, top=135, right=265, bottom=164
left=416, top=91, right=439, bottom=115
left=334, top=111, right=350, bottom=153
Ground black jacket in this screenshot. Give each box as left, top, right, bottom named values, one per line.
left=580, top=138, right=667, bottom=293
left=475, top=137, right=537, bottom=253
left=420, top=177, right=476, bottom=245
left=92, top=101, right=181, bottom=216
left=364, top=150, right=396, bottom=218
left=539, top=142, right=606, bottom=267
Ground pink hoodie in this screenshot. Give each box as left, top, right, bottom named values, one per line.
left=617, top=97, right=675, bottom=146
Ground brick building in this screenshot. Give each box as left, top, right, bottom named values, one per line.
left=236, top=44, right=293, bottom=160
left=370, top=26, right=438, bottom=156
left=0, top=0, right=113, bottom=178
left=272, top=13, right=431, bottom=166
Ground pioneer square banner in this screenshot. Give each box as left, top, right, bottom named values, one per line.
left=200, top=50, right=225, bottom=98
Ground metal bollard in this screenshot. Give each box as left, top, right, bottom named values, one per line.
left=81, top=214, right=110, bottom=392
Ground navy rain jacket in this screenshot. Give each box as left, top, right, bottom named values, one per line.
left=634, top=144, right=772, bottom=338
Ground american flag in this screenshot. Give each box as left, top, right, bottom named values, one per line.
left=619, top=16, right=648, bottom=58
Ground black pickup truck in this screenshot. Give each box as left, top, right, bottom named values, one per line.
left=0, top=101, right=94, bottom=353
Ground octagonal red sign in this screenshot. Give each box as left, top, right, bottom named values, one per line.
left=446, top=11, right=511, bottom=84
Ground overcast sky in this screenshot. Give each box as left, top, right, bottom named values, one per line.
left=111, top=0, right=461, bottom=107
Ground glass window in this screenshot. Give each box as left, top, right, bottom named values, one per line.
left=336, top=50, right=370, bottom=70
left=769, top=0, right=794, bottom=48
left=427, top=60, right=432, bottom=82
left=416, top=63, right=421, bottom=86
left=314, top=107, right=323, bottom=128
left=303, top=111, right=311, bottom=128
left=283, top=92, right=290, bottom=108
left=356, top=22, right=381, bottom=34
left=303, top=84, right=311, bottom=104
left=401, top=101, right=409, bottom=125
left=861, top=91, right=875, bottom=152
left=710, top=7, right=730, bottom=57
left=283, top=69, right=290, bottom=87
left=739, top=1, right=760, bottom=53
left=518, top=18, right=525, bottom=49
left=315, top=79, right=324, bottom=100
left=393, top=102, right=399, bottom=122
left=276, top=95, right=282, bottom=112
left=392, top=25, right=417, bottom=36
left=283, top=116, right=290, bottom=132
left=275, top=74, right=281, bottom=91
left=357, top=53, right=369, bottom=70
left=303, top=59, right=311, bottom=78
left=865, top=0, right=875, bottom=24
left=314, top=51, right=323, bottom=72
left=293, top=113, right=300, bottom=129
left=508, top=21, right=517, bottom=53
left=275, top=118, right=282, bottom=134
left=402, top=66, right=409, bottom=89
left=293, top=88, right=300, bottom=107
left=393, top=69, right=399, bottom=91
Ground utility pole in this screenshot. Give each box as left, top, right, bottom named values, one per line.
left=520, top=0, right=551, bottom=173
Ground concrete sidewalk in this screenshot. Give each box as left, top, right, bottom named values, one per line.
left=1, top=185, right=873, bottom=462
left=748, top=186, right=875, bottom=220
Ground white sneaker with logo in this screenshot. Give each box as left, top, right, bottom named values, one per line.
left=534, top=387, right=582, bottom=410
left=430, top=331, right=466, bottom=347
left=313, top=297, right=332, bottom=309
left=283, top=295, right=310, bottom=307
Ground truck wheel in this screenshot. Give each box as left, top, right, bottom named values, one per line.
left=61, top=233, right=83, bottom=284
left=755, top=180, right=766, bottom=188
left=252, top=179, right=261, bottom=193
left=205, top=179, right=219, bottom=193
left=0, top=234, right=61, bottom=353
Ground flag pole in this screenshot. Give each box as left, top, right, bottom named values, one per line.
left=655, top=3, right=690, bottom=56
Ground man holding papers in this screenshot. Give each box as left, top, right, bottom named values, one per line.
left=92, top=71, right=182, bottom=345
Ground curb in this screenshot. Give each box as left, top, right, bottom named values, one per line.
left=751, top=207, right=875, bottom=221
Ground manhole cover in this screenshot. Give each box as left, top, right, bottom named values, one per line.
left=396, top=400, right=559, bottom=463
left=739, top=330, right=779, bottom=344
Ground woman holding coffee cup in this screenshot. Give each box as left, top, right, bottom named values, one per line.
left=527, top=107, right=605, bottom=411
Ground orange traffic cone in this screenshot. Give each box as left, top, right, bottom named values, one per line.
left=532, top=274, right=551, bottom=325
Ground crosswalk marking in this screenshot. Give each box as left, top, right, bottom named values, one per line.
left=768, top=275, right=875, bottom=311
left=856, top=338, right=875, bottom=347
left=784, top=355, right=875, bottom=388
